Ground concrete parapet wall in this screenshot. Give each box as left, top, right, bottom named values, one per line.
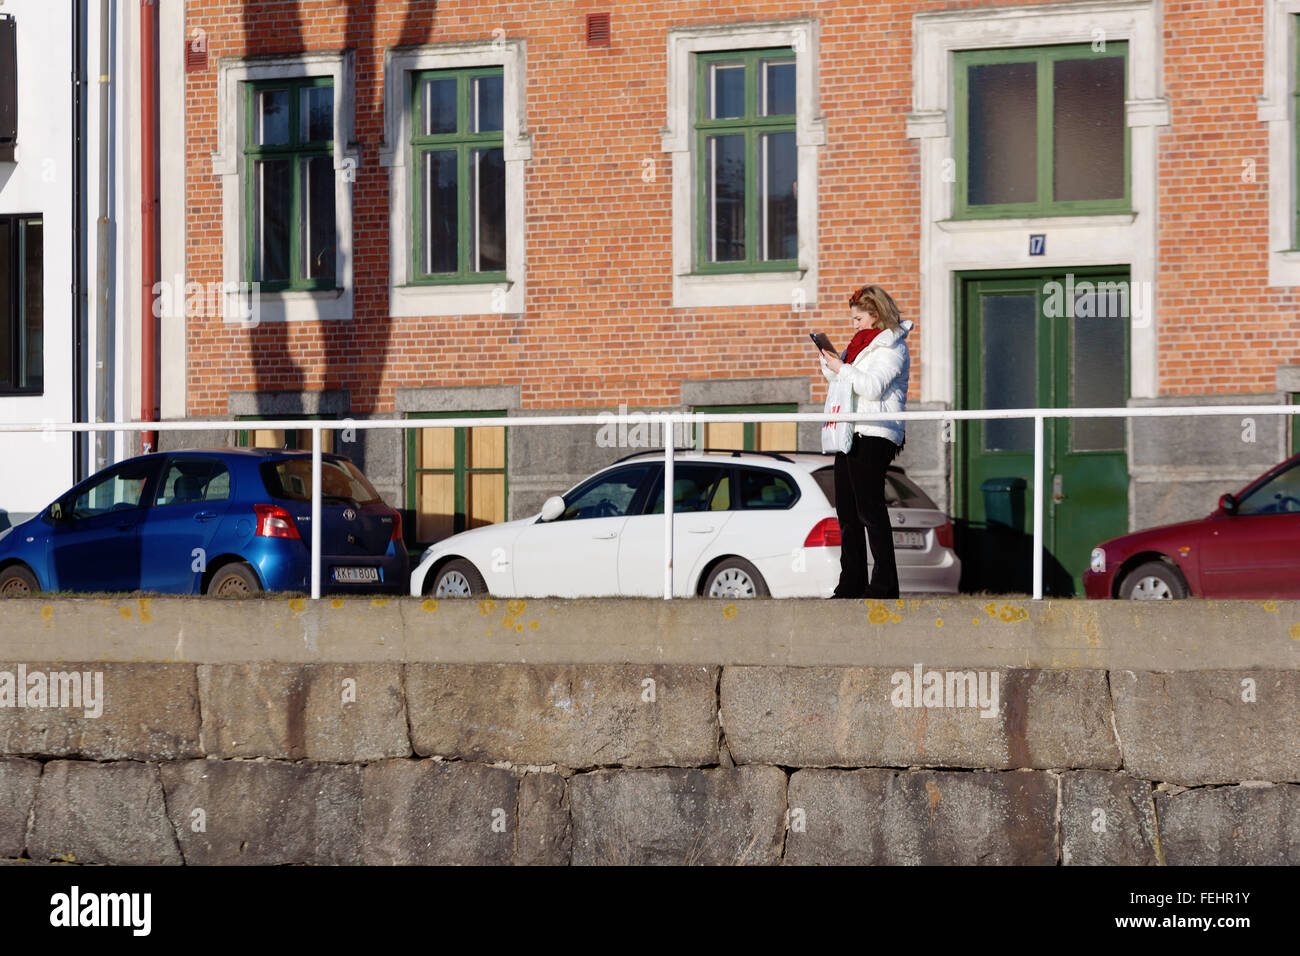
left=0, top=597, right=1296, bottom=864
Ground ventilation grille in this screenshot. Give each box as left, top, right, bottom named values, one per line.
left=586, top=13, right=611, bottom=47
left=186, top=31, right=208, bottom=73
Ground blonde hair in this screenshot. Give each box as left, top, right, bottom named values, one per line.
left=849, top=284, right=902, bottom=332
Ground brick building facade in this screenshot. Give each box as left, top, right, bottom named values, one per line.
left=163, top=0, right=1300, bottom=591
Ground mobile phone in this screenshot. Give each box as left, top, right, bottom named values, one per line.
left=809, top=332, right=836, bottom=354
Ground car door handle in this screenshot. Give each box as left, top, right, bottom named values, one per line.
left=686, top=525, right=715, bottom=534
left=194, top=511, right=217, bottom=522
left=115, top=521, right=134, bottom=531
left=592, top=532, right=618, bottom=540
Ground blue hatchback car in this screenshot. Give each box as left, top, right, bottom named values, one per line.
left=0, top=449, right=409, bottom=597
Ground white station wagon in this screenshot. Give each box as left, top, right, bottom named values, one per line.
left=410, top=450, right=961, bottom=599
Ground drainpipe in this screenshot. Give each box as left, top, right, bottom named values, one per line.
left=72, top=0, right=87, bottom=481
left=139, top=0, right=158, bottom=453
left=94, top=0, right=111, bottom=472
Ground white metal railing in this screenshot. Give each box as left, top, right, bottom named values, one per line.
left=4, top=403, right=1298, bottom=601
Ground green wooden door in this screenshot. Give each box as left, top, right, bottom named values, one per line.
left=957, top=271, right=1130, bottom=595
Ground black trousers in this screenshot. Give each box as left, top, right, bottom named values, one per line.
left=832, top=435, right=901, bottom=598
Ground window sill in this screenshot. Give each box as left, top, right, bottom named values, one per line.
left=390, top=281, right=520, bottom=318
left=227, top=287, right=351, bottom=324
left=937, top=213, right=1138, bottom=232
left=672, top=268, right=813, bottom=309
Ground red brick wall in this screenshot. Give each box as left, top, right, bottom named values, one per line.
left=181, top=0, right=1300, bottom=417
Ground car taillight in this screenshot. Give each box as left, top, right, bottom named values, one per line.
left=934, top=521, right=954, bottom=549
left=804, top=517, right=842, bottom=547
left=253, top=504, right=300, bottom=539
left=390, top=510, right=403, bottom=543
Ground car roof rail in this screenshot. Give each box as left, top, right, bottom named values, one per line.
left=700, top=447, right=796, bottom=462
left=610, top=447, right=697, bottom=464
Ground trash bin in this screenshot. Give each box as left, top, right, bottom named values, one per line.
left=981, top=476, right=1027, bottom=532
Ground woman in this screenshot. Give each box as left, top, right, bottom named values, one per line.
left=818, top=284, right=914, bottom=599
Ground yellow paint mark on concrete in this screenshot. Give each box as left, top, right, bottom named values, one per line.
left=1290, top=623, right=1300, bottom=641
left=1262, top=600, right=1278, bottom=612
left=983, top=601, right=998, bottom=617
left=40, top=605, right=53, bottom=621
left=330, top=598, right=345, bottom=609
left=972, top=618, right=980, bottom=625
left=722, top=604, right=738, bottom=619
left=895, top=599, right=904, bottom=609
left=118, top=607, right=132, bottom=619
left=370, top=597, right=390, bottom=607
left=998, top=605, right=1028, bottom=623
left=935, top=618, right=944, bottom=627
left=515, top=623, right=524, bottom=632
left=867, top=602, right=890, bottom=624
left=288, top=597, right=307, bottom=614
left=478, top=599, right=496, bottom=615
left=421, top=599, right=438, bottom=612
left=508, top=599, right=526, bottom=616
left=889, top=612, right=902, bottom=623
left=529, top=619, right=540, bottom=630
left=502, top=615, right=515, bottom=629
left=137, top=598, right=153, bottom=623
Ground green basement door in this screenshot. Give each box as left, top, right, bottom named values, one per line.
left=957, top=270, right=1130, bottom=595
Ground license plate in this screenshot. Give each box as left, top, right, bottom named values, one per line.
left=893, top=530, right=926, bottom=549
left=331, top=566, right=380, bottom=583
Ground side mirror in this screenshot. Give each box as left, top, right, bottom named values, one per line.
left=1218, top=493, right=1238, bottom=515
left=48, top=501, right=64, bottom=521
left=539, top=495, right=565, bottom=522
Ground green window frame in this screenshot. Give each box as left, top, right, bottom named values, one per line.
left=235, top=414, right=338, bottom=452
left=953, top=43, right=1130, bottom=220
left=243, top=76, right=336, bottom=293
left=409, top=67, right=507, bottom=285
left=405, top=410, right=508, bottom=545
left=1291, top=393, right=1299, bottom=457
left=694, top=403, right=798, bottom=451
left=694, top=47, right=798, bottom=274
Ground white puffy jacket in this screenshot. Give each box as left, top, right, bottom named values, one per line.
left=819, top=318, right=913, bottom=447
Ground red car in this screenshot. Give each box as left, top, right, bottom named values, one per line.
left=1084, top=453, right=1300, bottom=599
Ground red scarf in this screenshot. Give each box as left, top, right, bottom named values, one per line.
left=843, top=328, right=883, bottom=364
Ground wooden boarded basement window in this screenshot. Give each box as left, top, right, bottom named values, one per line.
left=407, top=410, right=507, bottom=545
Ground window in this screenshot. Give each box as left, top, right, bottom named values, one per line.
left=0, top=214, right=42, bottom=393
left=70, top=462, right=155, bottom=519
left=236, top=415, right=337, bottom=453
left=261, top=458, right=382, bottom=505
left=410, top=68, right=505, bottom=282
left=213, top=53, right=355, bottom=322
left=737, top=468, right=798, bottom=510
left=407, top=410, right=506, bottom=544
left=244, top=78, right=335, bottom=291
left=1237, top=460, right=1300, bottom=515
left=646, top=465, right=727, bottom=514
left=560, top=465, right=653, bottom=520
left=954, top=43, right=1128, bottom=219
left=380, top=42, right=528, bottom=317
left=694, top=48, right=797, bottom=271
left=663, top=20, right=822, bottom=308
left=155, top=459, right=232, bottom=507
left=695, top=403, right=797, bottom=451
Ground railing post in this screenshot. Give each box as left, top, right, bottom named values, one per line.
left=1032, top=413, right=1044, bottom=600
left=663, top=415, right=674, bottom=600
left=311, top=426, right=322, bottom=600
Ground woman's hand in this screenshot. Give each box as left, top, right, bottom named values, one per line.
left=820, top=349, right=843, bottom=374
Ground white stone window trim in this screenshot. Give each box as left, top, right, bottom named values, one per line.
left=212, top=51, right=358, bottom=323
left=1260, top=1, right=1300, bottom=286
left=379, top=40, right=530, bottom=318
left=662, top=19, right=825, bottom=309
left=907, top=0, right=1168, bottom=404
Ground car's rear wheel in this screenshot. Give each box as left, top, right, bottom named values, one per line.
left=703, top=557, right=769, bottom=598
left=429, top=559, right=487, bottom=598
left=1118, top=561, right=1187, bottom=600
left=0, top=565, right=39, bottom=597
left=206, top=563, right=263, bottom=597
